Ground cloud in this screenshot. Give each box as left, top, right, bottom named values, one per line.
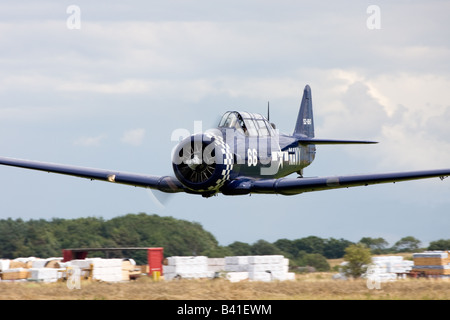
left=318, top=80, right=388, bottom=138
left=121, top=128, right=146, bottom=146
left=73, top=134, right=107, bottom=147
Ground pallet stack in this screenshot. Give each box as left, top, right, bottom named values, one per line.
left=163, top=256, right=215, bottom=280
left=28, top=268, right=60, bottom=282
left=0, top=257, right=143, bottom=282
left=162, top=255, right=295, bottom=282
left=224, top=255, right=295, bottom=282
left=1, top=268, right=30, bottom=281
left=208, top=258, right=225, bottom=274
left=70, top=258, right=124, bottom=282
left=122, top=259, right=141, bottom=280
left=0, top=258, right=64, bottom=282
left=412, top=251, right=450, bottom=276
left=371, top=256, right=414, bottom=273
left=224, top=256, right=251, bottom=282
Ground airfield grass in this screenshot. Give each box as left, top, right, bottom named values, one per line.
left=0, top=273, right=449, bottom=300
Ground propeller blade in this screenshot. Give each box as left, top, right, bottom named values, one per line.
left=146, top=189, right=173, bottom=209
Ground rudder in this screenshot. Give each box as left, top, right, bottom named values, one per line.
left=293, top=85, right=314, bottom=138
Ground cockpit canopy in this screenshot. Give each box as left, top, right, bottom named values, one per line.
left=218, top=111, right=275, bottom=136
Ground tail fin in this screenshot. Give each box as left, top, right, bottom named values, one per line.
left=293, top=85, right=314, bottom=138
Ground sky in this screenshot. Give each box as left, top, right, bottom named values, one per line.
left=0, top=0, right=449, bottom=248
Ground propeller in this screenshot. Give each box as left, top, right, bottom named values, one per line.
left=146, top=188, right=173, bottom=209
left=177, top=141, right=216, bottom=184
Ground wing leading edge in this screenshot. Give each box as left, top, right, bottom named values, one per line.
left=0, top=156, right=185, bottom=193
left=248, top=169, right=450, bottom=195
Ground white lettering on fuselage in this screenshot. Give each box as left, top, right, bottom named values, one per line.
left=272, top=149, right=300, bottom=167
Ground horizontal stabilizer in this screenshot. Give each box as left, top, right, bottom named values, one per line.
left=297, top=138, right=378, bottom=145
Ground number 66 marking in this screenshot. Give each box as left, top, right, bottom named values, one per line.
left=247, top=148, right=258, bottom=166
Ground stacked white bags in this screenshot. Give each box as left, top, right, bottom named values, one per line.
left=163, top=255, right=294, bottom=282
left=208, top=258, right=225, bottom=273
left=352, top=256, right=414, bottom=281
left=163, top=256, right=215, bottom=280
left=371, top=256, right=413, bottom=274
left=224, top=256, right=250, bottom=282
left=0, top=259, right=10, bottom=272
left=224, top=255, right=294, bottom=282
left=28, top=268, right=60, bottom=283
left=70, top=258, right=123, bottom=282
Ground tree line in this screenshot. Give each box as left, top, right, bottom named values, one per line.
left=0, top=213, right=448, bottom=269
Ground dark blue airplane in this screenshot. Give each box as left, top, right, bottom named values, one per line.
left=0, top=85, right=448, bottom=198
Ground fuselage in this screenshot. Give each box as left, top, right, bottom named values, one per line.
left=171, top=110, right=317, bottom=197
left=216, top=111, right=315, bottom=180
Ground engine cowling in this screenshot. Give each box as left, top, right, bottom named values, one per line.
left=172, top=133, right=233, bottom=196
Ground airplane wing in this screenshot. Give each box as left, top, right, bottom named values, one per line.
left=0, top=156, right=185, bottom=193
left=0, top=156, right=448, bottom=197
left=248, top=169, right=450, bottom=195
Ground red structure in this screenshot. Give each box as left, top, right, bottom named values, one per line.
left=62, top=247, right=164, bottom=276
left=62, top=249, right=88, bottom=261
left=147, top=247, right=164, bottom=276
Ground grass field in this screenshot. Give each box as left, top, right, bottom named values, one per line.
left=0, top=272, right=449, bottom=300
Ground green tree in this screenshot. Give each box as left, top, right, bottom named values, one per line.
left=23, top=219, right=60, bottom=258
left=297, top=251, right=330, bottom=271
left=251, top=240, right=283, bottom=256
left=104, top=213, right=220, bottom=258
left=203, top=246, right=233, bottom=258
left=227, top=241, right=252, bottom=256
left=0, top=213, right=224, bottom=264
left=274, top=237, right=352, bottom=260
left=293, top=236, right=325, bottom=255
left=273, top=238, right=296, bottom=258
left=323, top=238, right=353, bottom=258
left=428, top=239, right=450, bottom=251
left=359, top=237, right=389, bottom=254
left=0, top=218, right=27, bottom=258
left=342, top=244, right=372, bottom=278
left=393, top=236, right=421, bottom=252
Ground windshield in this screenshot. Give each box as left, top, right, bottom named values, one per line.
left=219, top=111, right=274, bottom=136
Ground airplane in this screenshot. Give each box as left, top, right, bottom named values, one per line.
left=0, top=84, right=449, bottom=199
